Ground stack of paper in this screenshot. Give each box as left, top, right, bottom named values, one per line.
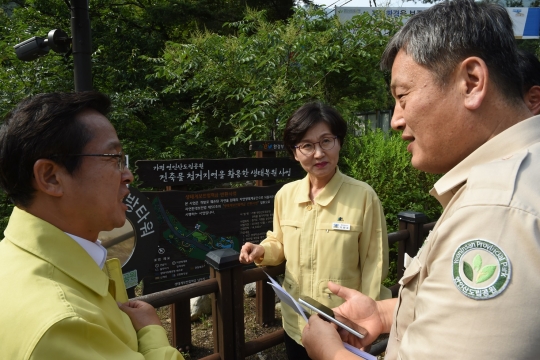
left=265, top=273, right=377, bottom=360
left=266, top=272, right=310, bottom=323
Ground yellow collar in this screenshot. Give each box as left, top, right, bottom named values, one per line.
left=294, top=167, right=345, bottom=207
left=4, top=207, right=110, bottom=297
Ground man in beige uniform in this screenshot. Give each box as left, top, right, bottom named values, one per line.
left=301, top=0, right=540, bottom=359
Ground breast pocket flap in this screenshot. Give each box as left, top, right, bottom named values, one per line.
left=398, top=256, right=422, bottom=286
left=280, top=219, right=302, bottom=228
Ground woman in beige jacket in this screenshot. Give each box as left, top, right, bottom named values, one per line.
left=240, top=102, right=390, bottom=360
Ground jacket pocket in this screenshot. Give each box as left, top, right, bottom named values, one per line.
left=281, top=272, right=301, bottom=327
left=398, top=256, right=422, bottom=286
left=316, top=278, right=360, bottom=309
left=280, top=219, right=302, bottom=240
left=280, top=219, right=302, bottom=228
left=395, top=255, right=422, bottom=339
left=315, top=223, right=361, bottom=269
left=280, top=220, right=302, bottom=267
left=283, top=270, right=299, bottom=294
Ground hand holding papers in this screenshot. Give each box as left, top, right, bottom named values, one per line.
left=298, top=296, right=365, bottom=339
left=265, top=273, right=376, bottom=360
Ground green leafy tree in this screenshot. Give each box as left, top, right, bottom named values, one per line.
left=149, top=7, right=401, bottom=154
left=0, top=0, right=300, bottom=160
left=0, top=0, right=300, bottom=234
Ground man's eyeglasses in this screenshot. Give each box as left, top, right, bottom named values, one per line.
left=56, top=152, right=128, bottom=171
left=294, top=136, right=338, bottom=156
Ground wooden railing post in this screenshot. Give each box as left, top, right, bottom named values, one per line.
left=256, top=279, right=276, bottom=326
left=253, top=142, right=278, bottom=326
left=397, top=211, right=428, bottom=279
left=170, top=299, right=191, bottom=352
left=206, top=249, right=245, bottom=360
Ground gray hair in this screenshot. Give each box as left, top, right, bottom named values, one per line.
left=381, top=0, right=523, bottom=103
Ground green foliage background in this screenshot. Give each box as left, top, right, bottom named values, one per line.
left=2, top=0, right=536, bottom=287
left=0, top=0, right=302, bottom=231
left=341, top=130, right=441, bottom=231
left=339, top=130, right=442, bottom=285
left=148, top=7, right=401, bottom=154
left=0, top=3, right=408, bottom=234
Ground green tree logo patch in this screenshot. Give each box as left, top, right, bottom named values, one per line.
left=462, top=254, right=497, bottom=284
left=452, top=240, right=511, bottom=300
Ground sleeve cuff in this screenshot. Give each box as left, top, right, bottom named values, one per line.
left=137, top=325, right=171, bottom=353
left=255, top=243, right=278, bottom=266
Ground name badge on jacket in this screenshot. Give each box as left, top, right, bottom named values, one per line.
left=332, top=223, right=351, bottom=231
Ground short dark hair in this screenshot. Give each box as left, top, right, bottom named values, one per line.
left=283, top=102, right=347, bottom=158
left=381, top=0, right=523, bottom=104
left=0, top=92, right=111, bottom=207
left=518, top=49, right=540, bottom=93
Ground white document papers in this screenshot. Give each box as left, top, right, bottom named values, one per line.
left=343, top=343, right=377, bottom=360
left=264, top=272, right=377, bottom=360
left=266, top=272, right=309, bottom=322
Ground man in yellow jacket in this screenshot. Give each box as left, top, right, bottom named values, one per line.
left=0, top=92, right=183, bottom=360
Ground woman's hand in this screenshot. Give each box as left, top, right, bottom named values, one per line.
left=239, top=242, right=265, bottom=264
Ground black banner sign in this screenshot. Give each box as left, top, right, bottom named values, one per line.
left=135, top=157, right=303, bottom=187
left=119, top=187, right=160, bottom=291
left=141, top=185, right=283, bottom=294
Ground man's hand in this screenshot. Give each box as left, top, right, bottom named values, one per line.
left=322, top=282, right=395, bottom=348
left=303, top=315, right=354, bottom=360
left=118, top=300, right=162, bottom=332
left=239, top=242, right=265, bottom=264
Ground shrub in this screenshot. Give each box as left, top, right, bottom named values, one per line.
left=339, top=129, right=443, bottom=285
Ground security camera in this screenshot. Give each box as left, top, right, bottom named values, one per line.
left=14, top=37, right=49, bottom=61
left=46, top=29, right=71, bottom=54
left=14, top=29, right=71, bottom=61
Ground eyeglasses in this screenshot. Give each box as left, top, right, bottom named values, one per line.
left=58, top=152, right=128, bottom=171
left=294, top=136, right=338, bottom=156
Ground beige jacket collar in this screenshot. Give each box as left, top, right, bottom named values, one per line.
left=294, top=168, right=345, bottom=206
left=4, top=207, right=110, bottom=297
left=431, top=115, right=540, bottom=208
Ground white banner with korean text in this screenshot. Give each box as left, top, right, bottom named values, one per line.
left=336, top=7, right=540, bottom=39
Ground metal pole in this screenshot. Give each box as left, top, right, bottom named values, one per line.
left=70, top=0, right=92, bottom=91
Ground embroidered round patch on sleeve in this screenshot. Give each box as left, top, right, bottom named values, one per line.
left=452, top=239, right=511, bottom=300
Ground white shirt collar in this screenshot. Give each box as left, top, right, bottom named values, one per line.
left=65, top=233, right=107, bottom=269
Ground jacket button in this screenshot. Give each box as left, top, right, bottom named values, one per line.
left=306, top=205, right=312, bottom=211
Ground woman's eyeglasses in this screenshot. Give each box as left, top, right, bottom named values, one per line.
left=294, top=136, right=337, bottom=156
